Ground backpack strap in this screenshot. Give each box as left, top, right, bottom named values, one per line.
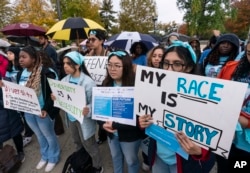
left=62, top=154, right=73, bottom=173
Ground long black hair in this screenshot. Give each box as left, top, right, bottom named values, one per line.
left=102, top=50, right=135, bottom=86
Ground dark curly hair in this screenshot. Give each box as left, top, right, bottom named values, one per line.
left=129, top=42, right=148, bottom=56
left=232, top=41, right=250, bottom=81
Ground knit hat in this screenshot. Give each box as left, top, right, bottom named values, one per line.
left=7, top=47, right=21, bottom=58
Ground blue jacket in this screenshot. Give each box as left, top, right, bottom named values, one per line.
left=0, top=88, right=24, bottom=143
left=62, top=72, right=96, bottom=140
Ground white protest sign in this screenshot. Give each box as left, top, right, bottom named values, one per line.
left=84, top=56, right=108, bottom=85
left=92, top=87, right=136, bottom=126
left=134, top=66, right=248, bottom=158
left=2, top=80, right=41, bottom=115
left=48, top=79, right=86, bottom=124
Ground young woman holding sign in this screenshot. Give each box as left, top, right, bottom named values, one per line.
left=98, top=50, right=144, bottom=173
left=217, top=41, right=250, bottom=172
left=16, top=46, right=60, bottom=172
left=51, top=51, right=103, bottom=173
left=139, top=41, right=215, bottom=173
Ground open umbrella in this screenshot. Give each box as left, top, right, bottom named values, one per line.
left=46, top=17, right=105, bottom=40
left=104, top=31, right=159, bottom=53
left=0, top=23, right=46, bottom=36
left=7, top=35, right=40, bottom=47
left=0, top=38, right=11, bottom=47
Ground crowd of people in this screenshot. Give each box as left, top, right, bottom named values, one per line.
left=0, top=28, right=249, bottom=173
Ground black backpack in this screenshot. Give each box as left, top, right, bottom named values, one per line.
left=62, top=147, right=93, bottom=173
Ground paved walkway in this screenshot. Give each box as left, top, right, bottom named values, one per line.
left=5, top=120, right=217, bottom=173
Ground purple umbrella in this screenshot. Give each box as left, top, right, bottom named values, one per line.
left=0, top=23, right=46, bottom=36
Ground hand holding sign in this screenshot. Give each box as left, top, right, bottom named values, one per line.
left=176, top=131, right=202, bottom=156
left=82, top=106, right=89, bottom=116
left=103, top=121, right=116, bottom=133
left=139, top=114, right=153, bottom=128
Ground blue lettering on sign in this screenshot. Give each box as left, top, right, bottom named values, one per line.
left=177, top=78, right=224, bottom=102
left=165, top=113, right=219, bottom=145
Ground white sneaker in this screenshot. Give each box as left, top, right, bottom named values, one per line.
left=36, top=159, right=47, bottom=169
left=45, top=162, right=56, bottom=172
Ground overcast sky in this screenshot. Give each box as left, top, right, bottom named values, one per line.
left=112, top=0, right=184, bottom=24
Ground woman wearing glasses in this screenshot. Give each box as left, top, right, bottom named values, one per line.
left=51, top=51, right=104, bottom=173
left=98, top=50, right=144, bottom=173
left=139, top=41, right=215, bottom=173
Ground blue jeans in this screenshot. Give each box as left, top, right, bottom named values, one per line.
left=152, top=155, right=177, bottom=173
left=108, top=135, right=141, bottom=173
left=25, top=113, right=60, bottom=163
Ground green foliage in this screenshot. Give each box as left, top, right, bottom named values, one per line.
left=0, top=0, right=14, bottom=32
left=52, top=0, right=103, bottom=25
left=118, top=0, right=157, bottom=34
left=176, top=0, right=233, bottom=38
left=99, top=0, right=117, bottom=35
left=10, top=0, right=57, bottom=30
left=225, top=0, right=250, bottom=40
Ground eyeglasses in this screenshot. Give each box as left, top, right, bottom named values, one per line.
left=108, top=51, right=127, bottom=58
left=88, top=38, right=97, bottom=43
left=163, top=61, right=185, bottom=71
left=107, top=63, right=123, bottom=70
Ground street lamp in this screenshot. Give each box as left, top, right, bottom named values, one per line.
left=152, top=15, right=158, bottom=34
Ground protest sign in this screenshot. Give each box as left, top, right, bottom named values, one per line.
left=2, top=80, right=41, bottom=115
left=134, top=66, right=248, bottom=159
left=48, top=79, right=86, bottom=124
left=84, top=56, right=108, bottom=85
left=92, top=87, right=136, bottom=126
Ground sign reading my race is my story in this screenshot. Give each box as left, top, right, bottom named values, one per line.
left=48, top=79, right=86, bottom=124
left=134, top=66, right=248, bottom=159
left=2, top=80, right=41, bottom=115
left=84, top=56, right=108, bottom=85
left=92, top=87, right=136, bottom=126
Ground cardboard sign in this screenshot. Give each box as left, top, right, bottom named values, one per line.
left=134, top=66, right=248, bottom=158
left=2, top=80, right=41, bottom=115
left=48, top=79, right=86, bottom=124
left=84, top=56, right=108, bottom=85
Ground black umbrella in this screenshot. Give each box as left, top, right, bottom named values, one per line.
left=7, top=35, right=40, bottom=47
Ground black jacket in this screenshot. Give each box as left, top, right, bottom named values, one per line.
left=16, top=67, right=59, bottom=119
left=0, top=88, right=24, bottom=143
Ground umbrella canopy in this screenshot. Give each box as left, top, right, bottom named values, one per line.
left=46, top=17, right=105, bottom=40
left=0, top=38, right=11, bottom=47
left=104, top=31, right=159, bottom=53
left=0, top=23, right=46, bottom=36
left=7, top=35, right=40, bottom=47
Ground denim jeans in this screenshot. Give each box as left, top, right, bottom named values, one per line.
left=108, top=135, right=141, bottom=173
left=152, top=155, right=177, bottom=173
left=25, top=113, right=60, bottom=163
